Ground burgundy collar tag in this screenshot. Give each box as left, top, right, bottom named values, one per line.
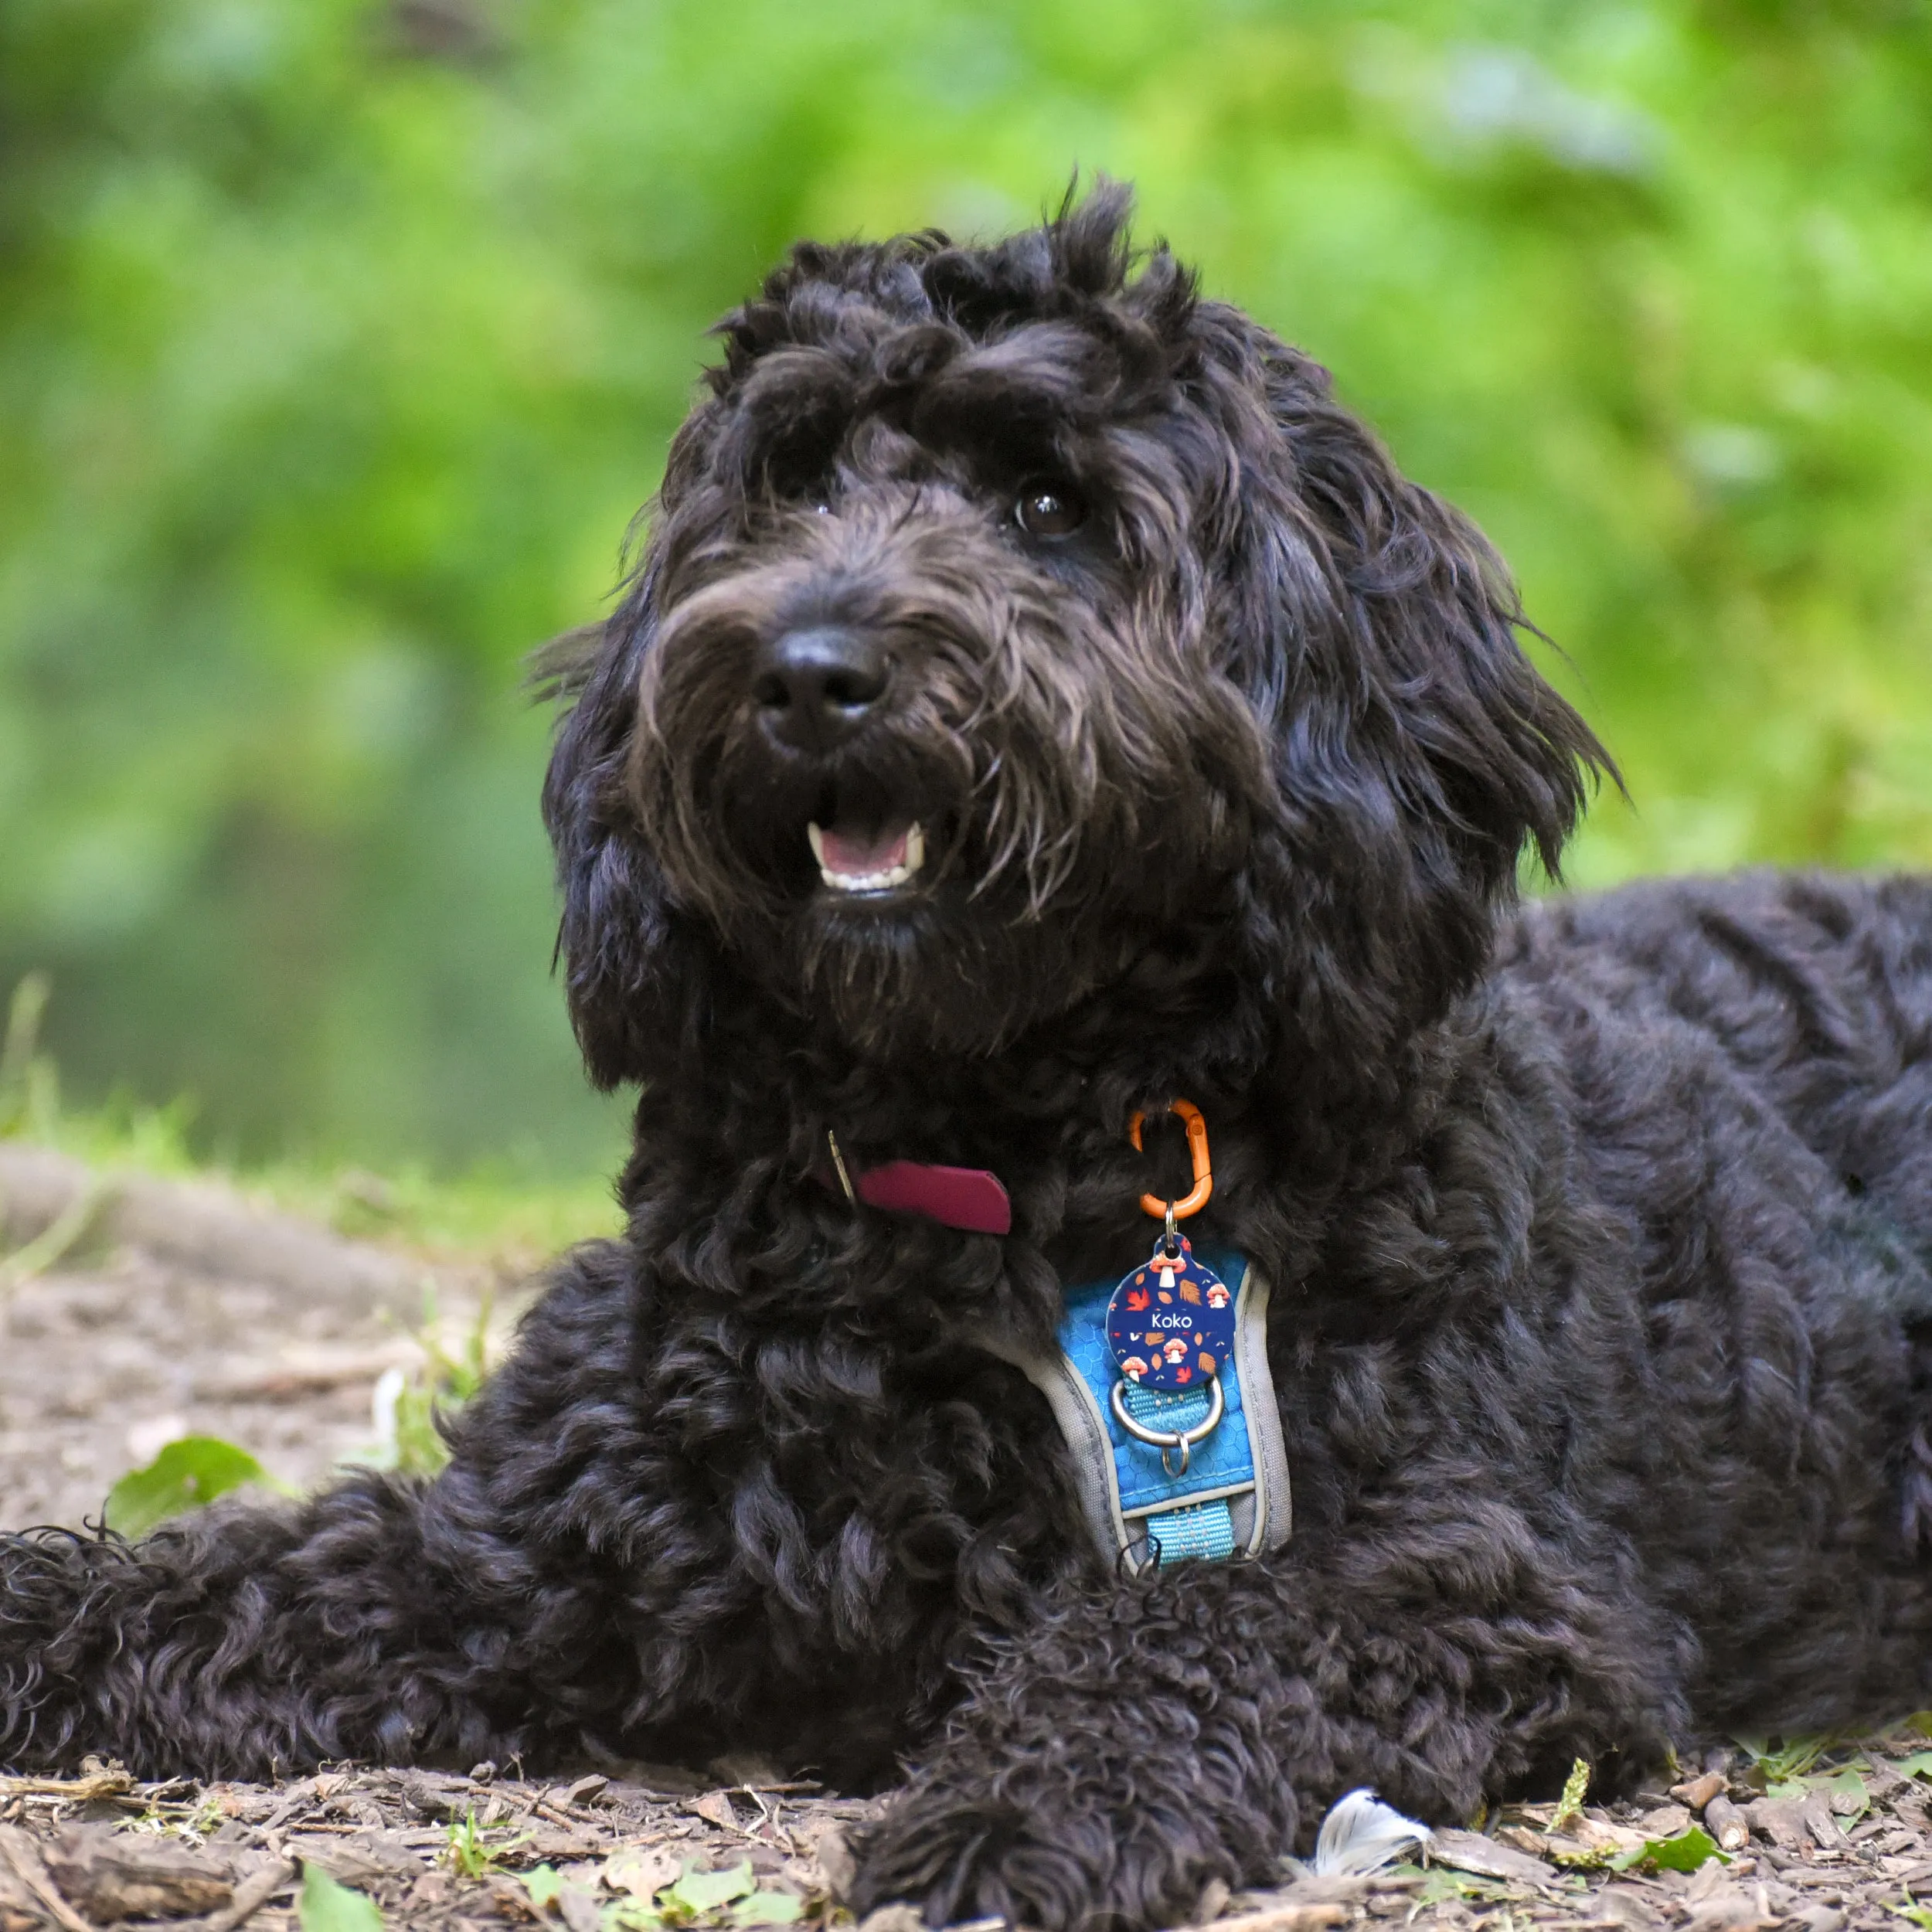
left=817, top=1132, right=1012, bottom=1236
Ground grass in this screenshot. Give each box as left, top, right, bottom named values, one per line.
left=2, top=974, right=623, bottom=1283
left=443, top=1806, right=532, bottom=1880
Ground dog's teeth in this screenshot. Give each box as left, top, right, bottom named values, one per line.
left=811, top=820, right=926, bottom=894
left=819, top=862, right=913, bottom=891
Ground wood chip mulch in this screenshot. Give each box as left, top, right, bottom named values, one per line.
left=0, top=1760, right=869, bottom=1932
left=1, top=1740, right=1930, bottom=1932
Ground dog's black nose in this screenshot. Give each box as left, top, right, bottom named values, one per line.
left=753, top=627, right=889, bottom=752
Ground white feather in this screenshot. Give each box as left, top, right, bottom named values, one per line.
left=1311, top=1788, right=1434, bottom=1876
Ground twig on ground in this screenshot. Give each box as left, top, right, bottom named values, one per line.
left=0, top=1769, right=133, bottom=1804
left=1675, top=1771, right=1730, bottom=1811
left=1706, top=1793, right=1751, bottom=1851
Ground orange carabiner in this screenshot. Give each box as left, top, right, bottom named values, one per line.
left=1128, top=1098, right=1213, bottom=1221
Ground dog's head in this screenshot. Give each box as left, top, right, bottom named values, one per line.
left=545, top=183, right=1607, bottom=1100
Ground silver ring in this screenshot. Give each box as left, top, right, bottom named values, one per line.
left=1110, top=1375, right=1224, bottom=1477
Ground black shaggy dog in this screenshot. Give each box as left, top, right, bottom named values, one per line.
left=7, top=183, right=1932, bottom=1932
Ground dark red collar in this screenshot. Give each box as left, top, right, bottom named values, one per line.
left=817, top=1132, right=1012, bottom=1235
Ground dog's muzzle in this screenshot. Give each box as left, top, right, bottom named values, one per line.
left=747, top=623, right=931, bottom=897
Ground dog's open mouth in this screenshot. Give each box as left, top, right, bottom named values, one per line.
left=808, top=818, right=926, bottom=894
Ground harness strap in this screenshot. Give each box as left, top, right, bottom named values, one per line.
left=983, top=1250, right=1292, bottom=1573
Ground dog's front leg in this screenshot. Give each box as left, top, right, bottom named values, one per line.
left=850, top=1547, right=1678, bottom=1932
left=0, top=1468, right=568, bottom=1777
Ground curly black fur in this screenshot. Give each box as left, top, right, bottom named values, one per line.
left=7, top=183, right=1932, bottom=1932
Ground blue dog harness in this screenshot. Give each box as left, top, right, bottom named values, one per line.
left=820, top=1110, right=1291, bottom=1572
left=985, top=1248, right=1294, bottom=1573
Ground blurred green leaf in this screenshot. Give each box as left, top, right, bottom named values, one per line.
left=665, top=1862, right=756, bottom=1915
left=104, top=1435, right=282, bottom=1537
left=298, top=1864, right=385, bottom=1932
left=1610, top=1826, right=1727, bottom=1874
left=733, top=1894, right=804, bottom=1927
left=1779, top=1768, right=1871, bottom=1821
left=1738, top=1734, right=1832, bottom=1785
left=1410, top=1866, right=1512, bottom=1907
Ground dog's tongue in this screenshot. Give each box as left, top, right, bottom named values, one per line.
left=818, top=823, right=909, bottom=876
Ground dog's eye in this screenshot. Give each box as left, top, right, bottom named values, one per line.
left=1014, top=482, right=1087, bottom=539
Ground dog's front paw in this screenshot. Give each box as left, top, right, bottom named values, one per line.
left=849, top=1783, right=1236, bottom=1932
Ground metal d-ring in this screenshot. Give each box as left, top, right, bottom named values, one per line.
left=1111, top=1373, right=1225, bottom=1478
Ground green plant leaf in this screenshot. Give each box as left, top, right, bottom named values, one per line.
left=1744, top=1735, right=1832, bottom=1784
left=442, top=1805, right=529, bottom=1879
left=1413, top=1867, right=1512, bottom=1907
left=1610, top=1826, right=1727, bottom=1874
left=733, top=1893, right=804, bottom=1926
left=1821, top=1769, right=1869, bottom=1822
left=1896, top=1753, right=1932, bottom=1781
left=1764, top=1766, right=1868, bottom=1815
left=104, top=1436, right=281, bottom=1537
left=523, top=1866, right=562, bottom=1907
left=665, top=1862, right=755, bottom=1914
left=1887, top=1903, right=1932, bottom=1932
left=606, top=1903, right=668, bottom=1932
left=298, top=1864, right=385, bottom=1932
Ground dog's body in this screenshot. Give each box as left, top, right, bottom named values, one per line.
left=6, top=189, right=1932, bottom=1930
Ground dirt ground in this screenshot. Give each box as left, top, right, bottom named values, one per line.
left=7, top=1158, right=1932, bottom=1932
left=0, top=1142, right=512, bottom=1532
left=0, top=1242, right=469, bottom=1530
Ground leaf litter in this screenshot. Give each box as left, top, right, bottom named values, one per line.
left=0, top=1760, right=872, bottom=1932
left=5, top=1706, right=1932, bottom=1932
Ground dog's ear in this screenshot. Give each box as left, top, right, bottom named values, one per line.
left=539, top=561, right=709, bottom=1090
left=1192, top=308, right=1614, bottom=1024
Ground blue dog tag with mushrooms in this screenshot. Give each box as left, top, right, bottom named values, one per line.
left=1105, top=1237, right=1236, bottom=1392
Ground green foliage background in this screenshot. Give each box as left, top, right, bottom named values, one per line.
left=2, top=0, right=1929, bottom=1172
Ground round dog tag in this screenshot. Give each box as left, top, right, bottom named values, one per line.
left=1105, top=1236, right=1235, bottom=1391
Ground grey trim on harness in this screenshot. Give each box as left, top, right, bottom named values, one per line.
left=982, top=1264, right=1293, bottom=1572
